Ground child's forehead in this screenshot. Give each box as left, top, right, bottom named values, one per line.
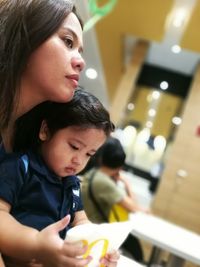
left=65, top=127, right=107, bottom=146
left=68, top=126, right=106, bottom=137
left=68, top=125, right=103, bottom=133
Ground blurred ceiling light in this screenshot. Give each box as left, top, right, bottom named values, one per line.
left=137, top=128, right=150, bottom=143
left=111, top=128, right=123, bottom=139
left=172, top=116, right=182, bottom=125
left=127, top=103, right=135, bottom=111
left=171, top=45, right=181, bottom=54
left=146, top=121, right=153, bottom=128
left=152, top=91, right=160, bottom=100
left=154, top=135, right=166, bottom=152
left=148, top=109, right=156, bottom=117
left=160, top=81, right=169, bottom=90
left=147, top=94, right=152, bottom=102
left=123, top=125, right=137, bottom=147
left=111, top=128, right=125, bottom=146
left=173, top=9, right=186, bottom=28
left=85, top=68, right=98, bottom=79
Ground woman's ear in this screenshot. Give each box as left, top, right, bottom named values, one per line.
left=39, top=120, right=50, bottom=141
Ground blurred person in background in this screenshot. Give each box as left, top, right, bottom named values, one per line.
left=81, top=137, right=150, bottom=263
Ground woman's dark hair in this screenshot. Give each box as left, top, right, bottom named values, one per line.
left=100, top=137, right=126, bottom=168
left=13, top=88, right=115, bottom=152
left=0, top=0, right=82, bottom=130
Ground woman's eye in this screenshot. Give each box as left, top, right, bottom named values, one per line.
left=64, top=37, right=73, bottom=48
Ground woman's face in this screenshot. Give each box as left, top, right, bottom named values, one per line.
left=21, top=12, right=85, bottom=105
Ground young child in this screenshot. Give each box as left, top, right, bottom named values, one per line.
left=0, top=89, right=115, bottom=267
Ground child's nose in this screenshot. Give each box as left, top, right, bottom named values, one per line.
left=72, top=156, right=82, bottom=166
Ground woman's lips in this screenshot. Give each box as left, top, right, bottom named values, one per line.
left=66, top=74, right=79, bottom=88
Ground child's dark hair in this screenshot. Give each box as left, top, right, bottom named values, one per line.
left=100, top=137, right=126, bottom=168
left=13, top=88, right=115, bottom=152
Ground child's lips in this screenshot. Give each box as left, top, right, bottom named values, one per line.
left=65, top=167, right=76, bottom=175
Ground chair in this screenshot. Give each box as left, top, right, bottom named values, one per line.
left=109, top=203, right=129, bottom=222
left=109, top=204, right=144, bottom=263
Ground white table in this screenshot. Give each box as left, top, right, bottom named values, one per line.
left=118, top=255, right=145, bottom=267
left=129, top=212, right=200, bottom=267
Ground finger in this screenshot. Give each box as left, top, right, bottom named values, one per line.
left=106, top=250, right=120, bottom=261
left=63, top=241, right=88, bottom=258
left=100, top=250, right=120, bottom=266
left=28, top=258, right=43, bottom=267
left=61, top=255, right=92, bottom=267
left=45, top=215, right=71, bottom=234
left=100, top=258, right=118, bottom=267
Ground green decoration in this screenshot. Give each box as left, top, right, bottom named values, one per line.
left=84, top=0, right=118, bottom=32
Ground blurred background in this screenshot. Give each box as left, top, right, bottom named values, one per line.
left=76, top=1, right=200, bottom=265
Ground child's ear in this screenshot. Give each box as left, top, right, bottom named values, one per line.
left=39, top=120, right=50, bottom=141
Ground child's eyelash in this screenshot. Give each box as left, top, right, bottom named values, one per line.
left=87, top=153, right=94, bottom=157
left=70, top=144, right=78, bottom=150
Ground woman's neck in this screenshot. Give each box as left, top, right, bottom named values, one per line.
left=19, top=75, right=44, bottom=118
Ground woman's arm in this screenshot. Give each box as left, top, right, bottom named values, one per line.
left=0, top=199, right=39, bottom=259
left=117, top=174, right=150, bottom=213
left=0, top=255, right=5, bottom=267
left=117, top=173, right=136, bottom=200
left=0, top=199, right=91, bottom=267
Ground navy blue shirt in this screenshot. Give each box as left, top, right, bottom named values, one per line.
left=0, top=149, right=83, bottom=239
left=0, top=143, right=6, bottom=160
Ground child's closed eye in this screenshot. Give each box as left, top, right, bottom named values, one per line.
left=86, top=153, right=93, bottom=158
left=70, top=144, right=79, bottom=150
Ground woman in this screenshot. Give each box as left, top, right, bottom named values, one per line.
left=0, top=0, right=84, bottom=150
left=0, top=1, right=119, bottom=266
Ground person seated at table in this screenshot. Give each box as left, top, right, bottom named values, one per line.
left=81, top=137, right=150, bottom=262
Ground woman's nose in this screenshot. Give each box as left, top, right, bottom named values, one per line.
left=72, top=54, right=85, bottom=72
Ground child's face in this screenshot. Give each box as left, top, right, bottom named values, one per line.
left=39, top=124, right=107, bottom=177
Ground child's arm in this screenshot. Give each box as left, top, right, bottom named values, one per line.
left=0, top=199, right=91, bottom=267
left=71, top=210, right=91, bottom=227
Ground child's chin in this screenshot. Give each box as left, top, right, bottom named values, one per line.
left=63, top=170, right=76, bottom=177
